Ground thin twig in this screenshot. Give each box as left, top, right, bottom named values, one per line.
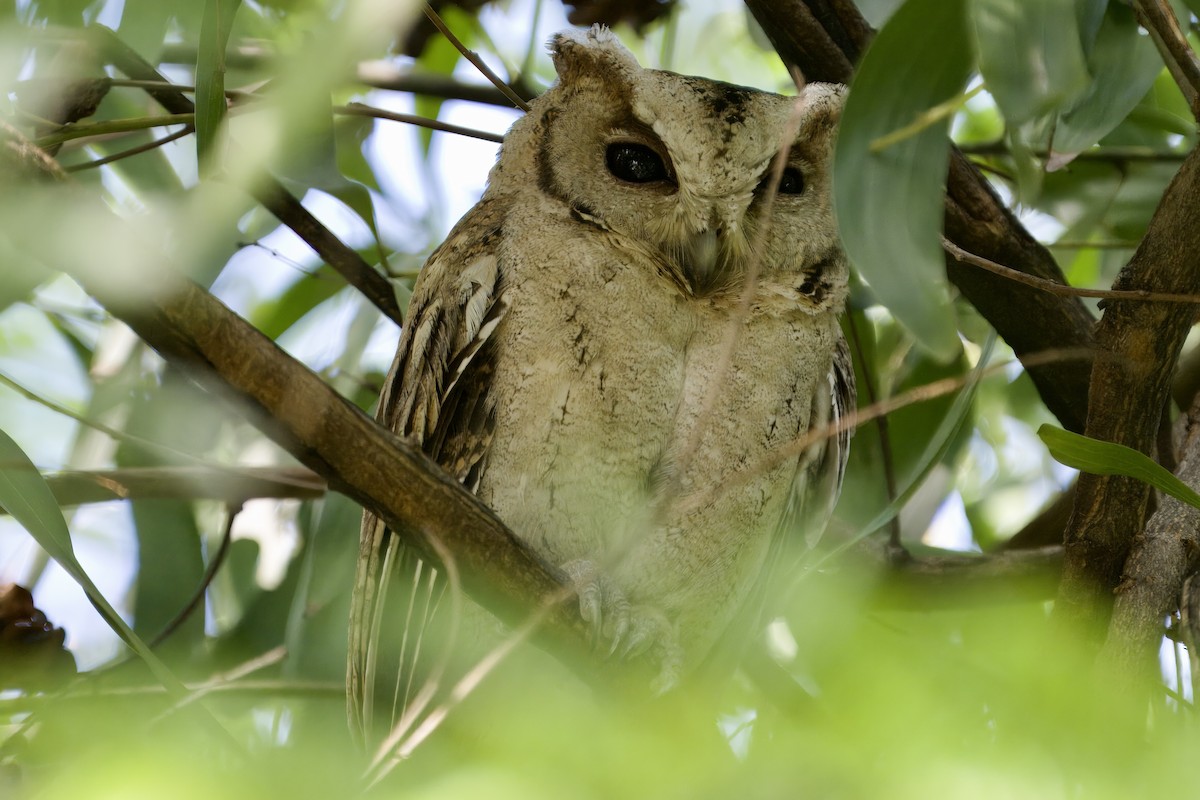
left=356, top=61, right=539, bottom=106
left=338, top=102, right=504, bottom=143
left=64, top=125, right=193, bottom=171
left=664, top=86, right=809, bottom=505
left=870, top=85, right=984, bottom=153
left=149, top=503, right=242, bottom=648
left=1135, top=0, right=1200, bottom=120
left=33, top=113, right=195, bottom=149
left=944, top=239, right=1200, bottom=304
left=153, top=646, right=290, bottom=723
left=0, top=678, right=341, bottom=711
left=0, top=368, right=218, bottom=467
left=422, top=4, right=531, bottom=112
left=81, top=23, right=406, bottom=325
left=33, top=466, right=325, bottom=507
left=959, top=142, right=1189, bottom=163
left=107, top=78, right=259, bottom=101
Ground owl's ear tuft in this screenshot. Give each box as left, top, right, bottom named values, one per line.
left=795, top=82, right=847, bottom=141
left=549, top=26, right=640, bottom=85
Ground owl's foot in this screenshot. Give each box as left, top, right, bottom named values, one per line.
left=561, top=559, right=683, bottom=694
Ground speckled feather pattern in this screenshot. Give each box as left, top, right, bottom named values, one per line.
left=349, top=26, right=854, bottom=738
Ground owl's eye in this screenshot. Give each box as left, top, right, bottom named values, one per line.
left=777, top=167, right=805, bottom=195
left=606, top=142, right=670, bottom=184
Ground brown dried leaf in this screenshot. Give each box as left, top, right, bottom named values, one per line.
left=0, top=584, right=77, bottom=690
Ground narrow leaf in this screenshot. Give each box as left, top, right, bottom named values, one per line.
left=833, top=0, right=969, bottom=362
left=195, top=0, right=242, bottom=171
left=970, top=0, right=1091, bottom=125
left=1038, top=424, right=1200, bottom=510
left=0, top=427, right=190, bottom=693
left=1051, top=3, right=1164, bottom=160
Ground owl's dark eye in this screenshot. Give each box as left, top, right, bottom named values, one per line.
left=777, top=167, right=805, bottom=195
left=606, top=142, right=669, bottom=184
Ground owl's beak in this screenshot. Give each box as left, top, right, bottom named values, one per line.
left=684, top=229, right=723, bottom=294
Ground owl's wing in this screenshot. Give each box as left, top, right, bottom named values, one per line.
left=793, top=332, right=856, bottom=551
left=348, top=198, right=509, bottom=742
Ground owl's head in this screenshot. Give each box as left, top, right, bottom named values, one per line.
left=493, top=26, right=847, bottom=309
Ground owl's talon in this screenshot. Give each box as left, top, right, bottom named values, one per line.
left=561, top=559, right=679, bottom=686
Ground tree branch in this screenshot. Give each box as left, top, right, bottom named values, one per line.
left=870, top=545, right=1063, bottom=608
left=1134, top=0, right=1200, bottom=121
left=743, top=0, right=1095, bottom=433
left=62, top=262, right=605, bottom=684
left=26, top=466, right=326, bottom=507
left=1053, top=145, right=1200, bottom=639
left=1002, top=484, right=1076, bottom=550
left=156, top=43, right=540, bottom=107
left=1099, top=402, right=1200, bottom=686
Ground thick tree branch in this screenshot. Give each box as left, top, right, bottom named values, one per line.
left=1003, top=485, right=1076, bottom=551
left=871, top=545, right=1063, bottom=608
left=63, top=264, right=604, bottom=683
left=1099, top=405, right=1200, bottom=685
left=1054, top=146, right=1200, bottom=638
left=743, top=0, right=1095, bottom=433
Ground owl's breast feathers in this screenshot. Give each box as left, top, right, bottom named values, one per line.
left=350, top=26, right=855, bottom=740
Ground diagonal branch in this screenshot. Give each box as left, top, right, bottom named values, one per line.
left=63, top=262, right=605, bottom=684
left=1134, top=0, right=1200, bottom=121
left=743, top=0, right=1095, bottom=433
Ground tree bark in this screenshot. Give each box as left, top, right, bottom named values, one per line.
left=743, top=0, right=1096, bottom=433
left=1100, top=407, right=1200, bottom=684
left=1054, top=146, right=1200, bottom=639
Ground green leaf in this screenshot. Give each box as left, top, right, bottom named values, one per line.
left=970, top=0, right=1091, bottom=126
left=195, top=0, right=242, bottom=173
left=833, top=0, right=968, bottom=363
left=1051, top=3, right=1164, bottom=159
left=251, top=264, right=347, bottom=339
left=1038, top=424, right=1200, bottom=510
left=0, top=426, right=187, bottom=692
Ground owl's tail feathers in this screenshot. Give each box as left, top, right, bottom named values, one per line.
left=347, top=513, right=450, bottom=752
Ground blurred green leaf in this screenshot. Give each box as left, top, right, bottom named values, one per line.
left=0, top=243, right=53, bottom=312
left=196, top=0, right=242, bottom=172
left=970, top=0, right=1090, bottom=126
left=1051, top=3, right=1164, bottom=158
left=252, top=264, right=347, bottom=340
left=834, top=0, right=968, bottom=362
left=117, top=371, right=217, bottom=649
left=334, top=113, right=381, bottom=192
left=112, top=0, right=176, bottom=59
left=1040, top=424, right=1200, bottom=509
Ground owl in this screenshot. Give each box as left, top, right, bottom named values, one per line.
left=348, top=26, right=854, bottom=741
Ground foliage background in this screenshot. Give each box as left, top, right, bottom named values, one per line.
left=1, top=0, right=1199, bottom=796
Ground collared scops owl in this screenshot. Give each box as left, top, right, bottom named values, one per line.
left=349, top=25, right=854, bottom=741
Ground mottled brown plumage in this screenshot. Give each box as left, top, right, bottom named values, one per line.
left=349, top=26, right=854, bottom=742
